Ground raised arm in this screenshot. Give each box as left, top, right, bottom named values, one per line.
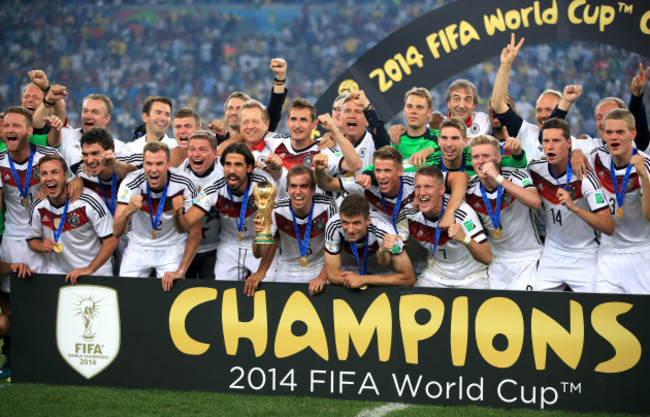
left=313, top=153, right=344, bottom=193
left=317, top=113, right=362, bottom=173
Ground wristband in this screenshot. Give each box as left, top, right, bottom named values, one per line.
left=462, top=235, right=471, bottom=246
left=43, top=98, right=55, bottom=108
left=495, top=175, right=504, bottom=185
left=273, top=77, right=286, bottom=84
left=41, top=84, right=51, bottom=94
left=178, top=269, right=185, bottom=276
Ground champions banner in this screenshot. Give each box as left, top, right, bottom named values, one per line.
left=11, top=274, right=650, bottom=414
left=314, top=0, right=650, bottom=119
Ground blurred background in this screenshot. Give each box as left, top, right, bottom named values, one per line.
left=1, top=0, right=647, bottom=140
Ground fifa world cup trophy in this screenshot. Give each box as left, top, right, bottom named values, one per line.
left=253, top=181, right=277, bottom=244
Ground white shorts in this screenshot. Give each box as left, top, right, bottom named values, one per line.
left=119, top=244, right=184, bottom=278
left=488, top=257, right=539, bottom=290
left=536, top=251, right=597, bottom=292
left=415, top=269, right=489, bottom=289
left=214, top=244, right=278, bottom=282
left=596, top=248, right=650, bottom=294
left=46, top=259, right=113, bottom=277
left=0, top=237, right=46, bottom=293
left=268, top=259, right=324, bottom=283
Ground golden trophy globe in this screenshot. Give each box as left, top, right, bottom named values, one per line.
left=253, top=181, right=277, bottom=244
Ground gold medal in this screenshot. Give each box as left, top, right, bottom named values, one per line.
left=152, top=230, right=157, bottom=239
left=299, top=256, right=308, bottom=267
left=53, top=243, right=63, bottom=253
left=430, top=257, right=436, bottom=267
left=492, top=228, right=503, bottom=239
left=359, top=284, right=368, bottom=290
left=22, top=198, right=29, bottom=208
left=237, top=232, right=243, bottom=241
left=616, top=207, right=624, bottom=218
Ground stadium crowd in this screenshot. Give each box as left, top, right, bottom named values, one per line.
left=0, top=1, right=649, bottom=383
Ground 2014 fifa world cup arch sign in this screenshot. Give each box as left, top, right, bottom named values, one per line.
left=315, top=0, right=650, bottom=118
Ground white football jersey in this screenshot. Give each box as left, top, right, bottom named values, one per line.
left=264, top=132, right=343, bottom=174
left=59, top=126, right=130, bottom=166
left=126, top=134, right=178, bottom=154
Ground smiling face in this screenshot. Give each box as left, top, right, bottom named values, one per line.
left=187, top=137, right=217, bottom=176
left=287, top=172, right=315, bottom=216
left=239, top=107, right=269, bottom=147
left=535, top=94, right=559, bottom=129
left=3, top=112, right=32, bottom=155
left=81, top=142, right=112, bottom=178
left=447, top=87, right=476, bottom=122
left=39, top=159, right=68, bottom=204
left=340, top=213, right=370, bottom=243
left=373, top=158, right=403, bottom=196
left=288, top=107, right=317, bottom=145
left=173, top=116, right=200, bottom=149
left=414, top=173, right=445, bottom=217
left=438, top=126, right=466, bottom=167
left=21, top=85, right=44, bottom=115
left=143, top=149, right=170, bottom=191
left=142, top=101, right=171, bottom=138
left=225, top=97, right=247, bottom=130
left=81, top=99, right=111, bottom=133
left=223, top=152, right=253, bottom=194
left=403, top=94, right=432, bottom=132
left=341, top=100, right=368, bottom=142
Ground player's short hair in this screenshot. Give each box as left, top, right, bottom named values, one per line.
left=373, top=145, right=403, bottom=168
left=468, top=134, right=500, bottom=155
left=289, top=98, right=317, bottom=122
left=287, top=165, right=316, bottom=189
left=439, top=117, right=467, bottom=138
left=187, top=130, right=218, bottom=150
left=415, top=165, right=444, bottom=186
left=224, top=92, right=252, bottom=113
left=603, top=108, right=636, bottom=131
left=173, top=107, right=201, bottom=127
left=339, top=194, right=370, bottom=220
left=80, top=127, right=115, bottom=151
left=332, top=93, right=349, bottom=110
left=83, top=94, right=114, bottom=115
left=142, top=96, right=172, bottom=115
left=38, top=154, right=68, bottom=175
left=143, top=141, right=170, bottom=162
left=221, top=142, right=255, bottom=167
left=404, top=87, right=432, bottom=110
left=21, top=83, right=42, bottom=97
left=3, top=106, right=33, bottom=128
left=239, top=100, right=269, bottom=122
left=446, top=79, right=479, bottom=105
left=594, top=97, right=627, bottom=115
left=536, top=89, right=562, bottom=105
left=541, top=118, right=571, bottom=141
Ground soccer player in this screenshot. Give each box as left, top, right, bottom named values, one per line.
left=174, top=143, right=281, bottom=282
left=127, top=96, right=178, bottom=154
left=401, top=166, right=491, bottom=288
left=324, top=194, right=415, bottom=289
left=27, top=154, right=118, bottom=282
left=466, top=135, right=542, bottom=290
left=173, top=130, right=223, bottom=279
left=529, top=118, right=614, bottom=291
left=249, top=165, right=336, bottom=296
left=114, top=142, right=200, bottom=291
left=589, top=109, right=650, bottom=294
left=169, top=107, right=202, bottom=167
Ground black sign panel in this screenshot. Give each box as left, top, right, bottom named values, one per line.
left=315, top=0, right=650, bottom=119
left=11, top=275, right=650, bottom=414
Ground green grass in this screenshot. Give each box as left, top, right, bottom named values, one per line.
left=0, top=383, right=643, bottom=417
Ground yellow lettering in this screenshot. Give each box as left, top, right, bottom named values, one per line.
left=169, top=287, right=217, bottom=355
left=484, top=8, right=506, bottom=36
left=458, top=21, right=480, bottom=44
left=592, top=302, right=642, bottom=373
left=274, top=291, right=328, bottom=360
left=400, top=294, right=444, bottom=364
left=450, top=297, right=468, bottom=367
left=222, top=288, right=268, bottom=357
left=531, top=300, right=584, bottom=370
left=583, top=4, right=600, bottom=25
left=333, top=294, right=392, bottom=361
left=599, top=5, right=615, bottom=32
left=444, top=24, right=459, bottom=50
left=475, top=297, right=524, bottom=368
left=520, top=6, right=534, bottom=27
left=425, top=33, right=442, bottom=59
left=642, top=10, right=650, bottom=34
left=542, top=0, right=558, bottom=24
left=568, top=0, right=586, bottom=24
left=505, top=10, right=522, bottom=29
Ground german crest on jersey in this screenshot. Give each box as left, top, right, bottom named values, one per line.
left=56, top=285, right=121, bottom=379
left=68, top=213, right=81, bottom=228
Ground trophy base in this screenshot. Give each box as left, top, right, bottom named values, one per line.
left=254, top=234, right=275, bottom=244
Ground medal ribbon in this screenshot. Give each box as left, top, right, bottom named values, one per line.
left=50, top=196, right=69, bottom=244
left=290, top=201, right=314, bottom=259
left=146, top=176, right=169, bottom=235
left=479, top=182, right=503, bottom=230
left=380, top=177, right=403, bottom=233
left=441, top=157, right=465, bottom=173
left=548, top=155, right=572, bottom=191
left=610, top=149, right=636, bottom=210
left=349, top=232, right=369, bottom=276
left=97, top=173, right=118, bottom=215
left=8, top=144, right=35, bottom=200
left=226, top=179, right=250, bottom=235
left=425, top=197, right=447, bottom=259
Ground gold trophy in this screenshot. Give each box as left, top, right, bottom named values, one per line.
left=253, top=181, right=277, bottom=244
